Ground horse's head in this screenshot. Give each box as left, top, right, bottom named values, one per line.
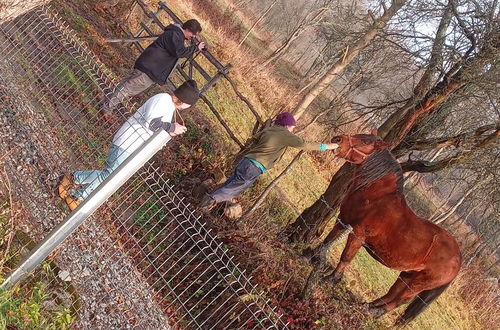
left=331, top=130, right=388, bottom=164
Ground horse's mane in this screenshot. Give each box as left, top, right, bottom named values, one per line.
left=354, top=148, right=404, bottom=194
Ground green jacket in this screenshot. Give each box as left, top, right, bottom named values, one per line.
left=244, top=126, right=323, bottom=170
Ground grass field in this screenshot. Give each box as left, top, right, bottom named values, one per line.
left=0, top=194, right=75, bottom=329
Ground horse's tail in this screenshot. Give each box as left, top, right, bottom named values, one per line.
left=395, top=282, right=451, bottom=326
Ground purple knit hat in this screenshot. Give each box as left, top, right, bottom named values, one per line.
left=275, top=112, right=297, bottom=127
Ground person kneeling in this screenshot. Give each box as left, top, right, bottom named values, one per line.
left=199, top=112, right=339, bottom=213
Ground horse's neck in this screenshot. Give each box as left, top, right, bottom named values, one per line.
left=352, top=149, right=404, bottom=194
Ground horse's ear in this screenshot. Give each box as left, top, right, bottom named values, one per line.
left=371, top=129, right=378, bottom=136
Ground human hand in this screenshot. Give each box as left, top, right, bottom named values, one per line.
left=169, top=123, right=187, bottom=137
left=327, top=143, right=340, bottom=150
left=198, top=41, right=206, bottom=51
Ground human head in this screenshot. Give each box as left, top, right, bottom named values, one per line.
left=274, top=112, right=297, bottom=132
left=182, top=19, right=202, bottom=39
left=173, top=80, right=199, bottom=110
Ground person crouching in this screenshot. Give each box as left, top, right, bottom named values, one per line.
left=198, top=112, right=339, bottom=213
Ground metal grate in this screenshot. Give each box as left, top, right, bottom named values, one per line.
left=0, top=5, right=287, bottom=329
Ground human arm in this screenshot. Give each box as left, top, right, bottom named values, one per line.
left=321, top=143, right=340, bottom=150
left=157, top=31, right=198, bottom=58
left=149, top=118, right=187, bottom=136
left=284, top=132, right=339, bottom=151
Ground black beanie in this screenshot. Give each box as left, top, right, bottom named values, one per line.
left=174, top=80, right=199, bottom=105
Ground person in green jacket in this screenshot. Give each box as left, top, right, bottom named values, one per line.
left=199, top=112, right=339, bottom=213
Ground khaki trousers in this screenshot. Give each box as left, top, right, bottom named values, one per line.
left=102, top=69, right=155, bottom=114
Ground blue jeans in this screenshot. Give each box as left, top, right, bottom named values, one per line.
left=72, top=145, right=131, bottom=200
left=209, top=158, right=263, bottom=202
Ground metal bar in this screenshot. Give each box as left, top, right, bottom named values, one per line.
left=187, top=54, right=215, bottom=81
left=118, top=24, right=144, bottom=52
left=157, top=1, right=182, bottom=24
left=139, top=22, right=156, bottom=37
left=105, top=35, right=160, bottom=43
left=126, top=0, right=165, bottom=52
left=200, top=64, right=232, bottom=94
left=136, top=0, right=165, bottom=29
left=0, top=129, right=171, bottom=289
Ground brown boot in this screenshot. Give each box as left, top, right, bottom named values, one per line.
left=65, top=196, right=82, bottom=211
left=58, top=173, right=74, bottom=199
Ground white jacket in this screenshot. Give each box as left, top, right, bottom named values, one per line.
left=112, top=93, right=174, bottom=153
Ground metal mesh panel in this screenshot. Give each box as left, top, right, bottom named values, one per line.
left=0, top=6, right=287, bottom=329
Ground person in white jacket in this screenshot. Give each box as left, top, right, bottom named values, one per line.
left=59, top=80, right=199, bottom=210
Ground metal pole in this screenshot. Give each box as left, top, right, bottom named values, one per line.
left=0, top=129, right=171, bottom=289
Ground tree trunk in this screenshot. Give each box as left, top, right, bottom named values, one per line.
left=434, top=188, right=473, bottom=225
left=0, top=0, right=51, bottom=22
left=450, top=202, right=478, bottom=227
left=260, top=7, right=328, bottom=68
left=260, top=27, right=304, bottom=68
left=237, top=0, right=278, bottom=48
left=293, top=0, right=407, bottom=119
left=465, top=228, right=500, bottom=266
left=288, top=163, right=353, bottom=243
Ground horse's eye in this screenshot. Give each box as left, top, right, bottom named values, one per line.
left=332, top=137, right=341, bottom=143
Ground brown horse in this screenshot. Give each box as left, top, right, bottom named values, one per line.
left=305, top=132, right=461, bottom=325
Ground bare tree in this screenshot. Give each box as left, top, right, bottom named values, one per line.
left=237, top=0, right=278, bottom=48
left=293, top=0, right=408, bottom=119
left=288, top=0, right=500, bottom=243
left=260, top=5, right=330, bottom=68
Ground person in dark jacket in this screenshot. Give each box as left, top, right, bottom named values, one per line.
left=101, top=19, right=205, bottom=119
left=198, top=112, right=339, bottom=213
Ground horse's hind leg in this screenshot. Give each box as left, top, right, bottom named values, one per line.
left=371, top=271, right=433, bottom=317
left=323, top=233, right=363, bottom=284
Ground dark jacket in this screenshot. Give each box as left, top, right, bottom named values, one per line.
left=134, top=24, right=197, bottom=85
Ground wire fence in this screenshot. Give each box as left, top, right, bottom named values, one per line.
left=0, top=5, right=287, bottom=329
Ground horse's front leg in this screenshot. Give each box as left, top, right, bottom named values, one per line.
left=302, top=222, right=344, bottom=265
left=323, top=233, right=363, bottom=285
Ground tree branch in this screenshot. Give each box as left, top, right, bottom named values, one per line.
left=395, top=122, right=499, bottom=154
left=400, top=128, right=500, bottom=173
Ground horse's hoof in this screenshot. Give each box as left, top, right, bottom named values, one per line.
left=368, top=306, right=386, bottom=318
left=367, top=300, right=383, bottom=309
